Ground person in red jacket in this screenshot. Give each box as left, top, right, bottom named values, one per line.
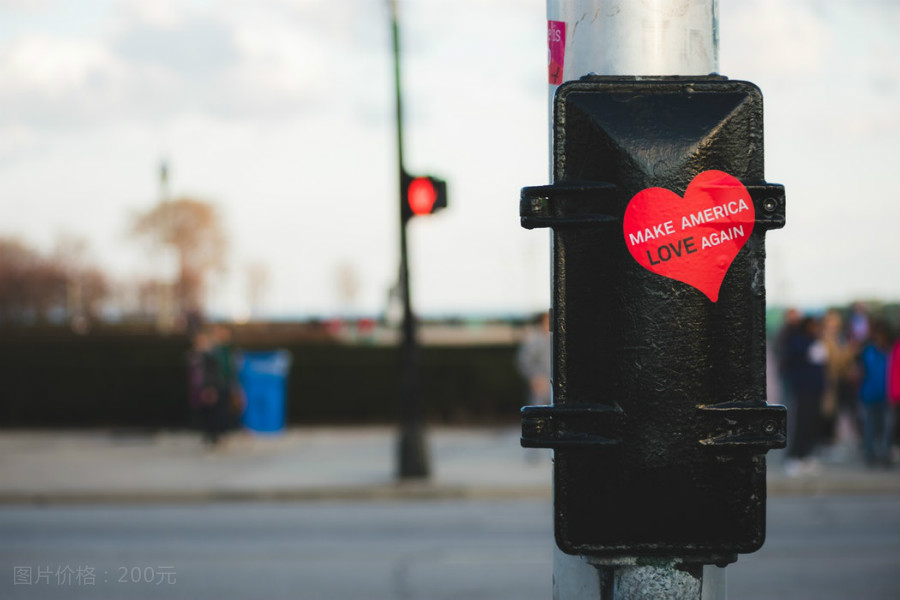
left=887, top=328, right=900, bottom=461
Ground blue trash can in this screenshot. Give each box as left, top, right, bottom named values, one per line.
left=238, top=350, right=292, bottom=433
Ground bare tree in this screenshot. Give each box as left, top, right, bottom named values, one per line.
left=130, top=197, right=227, bottom=317
left=0, top=238, right=52, bottom=323
left=51, top=234, right=110, bottom=324
left=0, top=236, right=97, bottom=325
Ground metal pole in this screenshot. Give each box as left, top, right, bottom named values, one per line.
left=157, top=159, right=176, bottom=332
left=390, top=0, right=430, bottom=479
left=547, top=0, right=718, bottom=82
left=546, top=1, right=720, bottom=598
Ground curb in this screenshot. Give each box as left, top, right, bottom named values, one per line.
left=0, top=485, right=553, bottom=506
left=767, top=477, right=900, bottom=496
left=1, top=477, right=897, bottom=505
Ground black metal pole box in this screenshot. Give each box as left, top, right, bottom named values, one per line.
left=520, top=76, right=786, bottom=564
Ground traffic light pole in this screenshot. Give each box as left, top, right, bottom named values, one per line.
left=390, top=0, right=430, bottom=479
left=545, top=1, right=723, bottom=598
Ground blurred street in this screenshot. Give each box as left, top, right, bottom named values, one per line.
left=1, top=427, right=898, bottom=503
left=0, top=427, right=898, bottom=599
left=1, top=496, right=898, bottom=600
left=0, top=428, right=552, bottom=503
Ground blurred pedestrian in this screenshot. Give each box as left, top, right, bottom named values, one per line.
left=210, top=323, right=245, bottom=432
left=857, top=321, right=892, bottom=467
left=821, top=309, right=858, bottom=445
left=775, top=308, right=802, bottom=412
left=849, top=302, right=870, bottom=344
left=517, top=311, right=551, bottom=465
left=187, top=329, right=227, bottom=447
left=783, top=315, right=827, bottom=477
left=517, top=311, right=552, bottom=406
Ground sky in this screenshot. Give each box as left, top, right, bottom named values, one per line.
left=0, top=0, right=898, bottom=320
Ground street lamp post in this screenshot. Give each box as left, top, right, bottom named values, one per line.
left=390, top=0, right=430, bottom=480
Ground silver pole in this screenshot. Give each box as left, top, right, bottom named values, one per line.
left=547, top=0, right=717, bottom=82
left=546, top=1, right=721, bottom=599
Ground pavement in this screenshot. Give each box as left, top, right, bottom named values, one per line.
left=0, top=427, right=897, bottom=504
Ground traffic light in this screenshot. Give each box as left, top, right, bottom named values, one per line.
left=402, top=171, right=447, bottom=220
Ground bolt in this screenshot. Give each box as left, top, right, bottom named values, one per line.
left=763, top=198, right=778, bottom=213
left=762, top=420, right=777, bottom=435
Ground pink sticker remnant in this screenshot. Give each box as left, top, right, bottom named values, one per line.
left=548, top=20, right=566, bottom=85
left=622, top=170, right=755, bottom=303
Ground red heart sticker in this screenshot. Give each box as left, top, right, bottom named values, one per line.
left=622, top=170, right=755, bottom=302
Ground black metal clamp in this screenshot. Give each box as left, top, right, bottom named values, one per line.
left=696, top=401, right=786, bottom=451
left=521, top=404, right=624, bottom=448
left=520, top=182, right=619, bottom=229
left=521, top=401, right=785, bottom=452
left=521, top=181, right=785, bottom=231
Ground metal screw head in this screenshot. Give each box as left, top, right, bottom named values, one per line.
left=762, top=198, right=778, bottom=213
left=762, top=420, right=777, bottom=435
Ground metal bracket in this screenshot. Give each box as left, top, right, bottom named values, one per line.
left=521, top=180, right=786, bottom=233
left=522, top=401, right=785, bottom=452
left=696, top=402, right=786, bottom=450
left=521, top=404, right=624, bottom=448
left=746, top=183, right=786, bottom=231
left=520, top=182, right=619, bottom=230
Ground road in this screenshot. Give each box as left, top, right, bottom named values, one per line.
left=1, top=495, right=897, bottom=599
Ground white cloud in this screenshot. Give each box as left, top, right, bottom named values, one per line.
left=0, top=35, right=123, bottom=128
left=114, top=17, right=237, bottom=77
left=0, top=0, right=56, bottom=11
left=0, top=32, right=179, bottom=132
left=113, top=0, right=182, bottom=28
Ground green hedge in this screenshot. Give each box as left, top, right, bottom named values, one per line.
left=0, top=331, right=528, bottom=428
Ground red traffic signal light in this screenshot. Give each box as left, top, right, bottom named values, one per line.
left=403, top=173, right=447, bottom=219
left=408, top=177, right=437, bottom=215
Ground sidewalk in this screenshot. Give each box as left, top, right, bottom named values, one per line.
left=0, top=427, right=897, bottom=504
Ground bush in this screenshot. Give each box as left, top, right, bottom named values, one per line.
left=0, top=329, right=528, bottom=428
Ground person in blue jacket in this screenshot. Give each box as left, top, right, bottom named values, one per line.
left=858, top=321, right=892, bottom=467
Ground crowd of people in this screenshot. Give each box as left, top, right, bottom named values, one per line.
left=774, top=303, right=900, bottom=476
